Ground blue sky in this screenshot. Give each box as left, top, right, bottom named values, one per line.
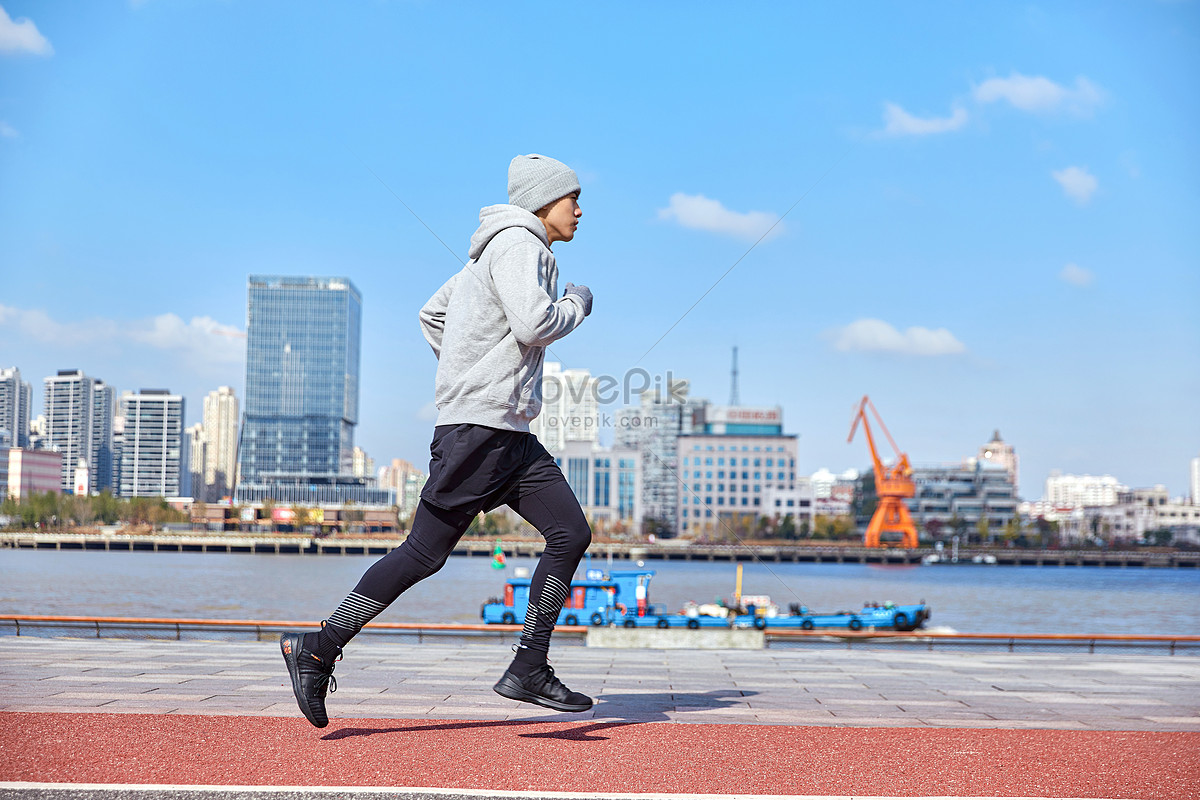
left=2, top=2, right=1197, bottom=498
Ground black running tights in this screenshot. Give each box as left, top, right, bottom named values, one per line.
left=318, top=480, right=591, bottom=655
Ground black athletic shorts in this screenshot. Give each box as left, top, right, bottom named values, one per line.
left=419, top=424, right=567, bottom=515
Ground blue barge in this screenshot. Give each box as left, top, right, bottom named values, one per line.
left=732, top=602, right=930, bottom=631
left=482, top=569, right=929, bottom=631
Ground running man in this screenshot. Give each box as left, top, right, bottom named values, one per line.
left=281, top=154, right=595, bottom=728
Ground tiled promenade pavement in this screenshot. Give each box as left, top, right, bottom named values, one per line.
left=2, top=637, right=1200, bottom=799
left=0, top=636, right=1197, bottom=730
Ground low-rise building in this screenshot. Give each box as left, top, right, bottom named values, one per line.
left=6, top=448, right=63, bottom=501
left=908, top=462, right=1019, bottom=537
left=1058, top=487, right=1200, bottom=545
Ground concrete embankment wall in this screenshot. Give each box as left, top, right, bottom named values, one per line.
left=2, top=531, right=1197, bottom=568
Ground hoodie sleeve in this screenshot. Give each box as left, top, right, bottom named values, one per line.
left=490, top=242, right=585, bottom=347
left=419, top=272, right=460, bottom=358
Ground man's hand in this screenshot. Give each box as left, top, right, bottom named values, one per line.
left=564, top=282, right=593, bottom=317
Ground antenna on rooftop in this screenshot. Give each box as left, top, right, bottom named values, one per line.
left=730, top=346, right=740, bottom=406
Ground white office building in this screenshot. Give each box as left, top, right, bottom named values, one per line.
left=118, top=390, right=186, bottom=498
left=676, top=414, right=800, bottom=538
left=554, top=440, right=642, bottom=530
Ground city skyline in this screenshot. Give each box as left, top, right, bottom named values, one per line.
left=1, top=3, right=1197, bottom=497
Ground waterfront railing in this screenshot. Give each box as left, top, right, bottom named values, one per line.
left=2, top=614, right=1196, bottom=655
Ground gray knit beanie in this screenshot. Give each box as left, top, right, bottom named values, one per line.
left=507, top=154, right=580, bottom=213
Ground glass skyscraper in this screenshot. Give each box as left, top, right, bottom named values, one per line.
left=239, top=275, right=362, bottom=487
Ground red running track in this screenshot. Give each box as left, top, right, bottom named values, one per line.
left=1, top=712, right=1197, bottom=798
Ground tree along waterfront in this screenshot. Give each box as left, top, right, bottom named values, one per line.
left=2, top=490, right=1192, bottom=554
left=0, top=491, right=187, bottom=529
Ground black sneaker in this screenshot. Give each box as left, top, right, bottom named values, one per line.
left=493, top=663, right=593, bottom=712
left=280, top=632, right=339, bottom=728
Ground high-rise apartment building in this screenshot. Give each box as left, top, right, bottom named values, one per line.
left=0, top=367, right=33, bottom=449
left=201, top=386, right=239, bottom=501
left=351, top=446, right=375, bottom=481
left=118, top=390, right=185, bottom=498
left=614, top=378, right=704, bottom=536
left=40, top=370, right=116, bottom=494
left=185, top=423, right=206, bottom=500
left=378, top=458, right=427, bottom=521
left=111, top=414, right=125, bottom=494
left=43, top=370, right=115, bottom=494
left=91, top=381, right=115, bottom=492
left=530, top=362, right=600, bottom=452
left=43, top=370, right=92, bottom=492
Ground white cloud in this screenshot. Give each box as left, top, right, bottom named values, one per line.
left=657, top=193, right=784, bottom=241
left=1060, top=263, right=1094, bottom=287
left=0, top=121, right=17, bottom=139
left=880, top=103, right=969, bottom=136
left=829, top=318, right=967, bottom=356
left=127, top=313, right=246, bottom=364
left=973, top=73, right=1103, bottom=115
left=0, top=305, right=243, bottom=367
left=0, top=6, right=53, bottom=56
left=0, top=304, right=119, bottom=346
left=1052, top=166, right=1099, bottom=204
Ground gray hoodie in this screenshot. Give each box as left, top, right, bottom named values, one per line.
left=419, top=204, right=587, bottom=432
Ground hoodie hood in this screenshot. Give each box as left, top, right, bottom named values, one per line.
left=468, top=204, right=549, bottom=260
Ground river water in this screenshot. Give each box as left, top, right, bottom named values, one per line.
left=2, top=550, right=1198, bottom=634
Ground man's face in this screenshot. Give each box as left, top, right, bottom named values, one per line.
left=539, top=192, right=582, bottom=244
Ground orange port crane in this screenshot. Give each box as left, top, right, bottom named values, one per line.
left=847, top=395, right=919, bottom=549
